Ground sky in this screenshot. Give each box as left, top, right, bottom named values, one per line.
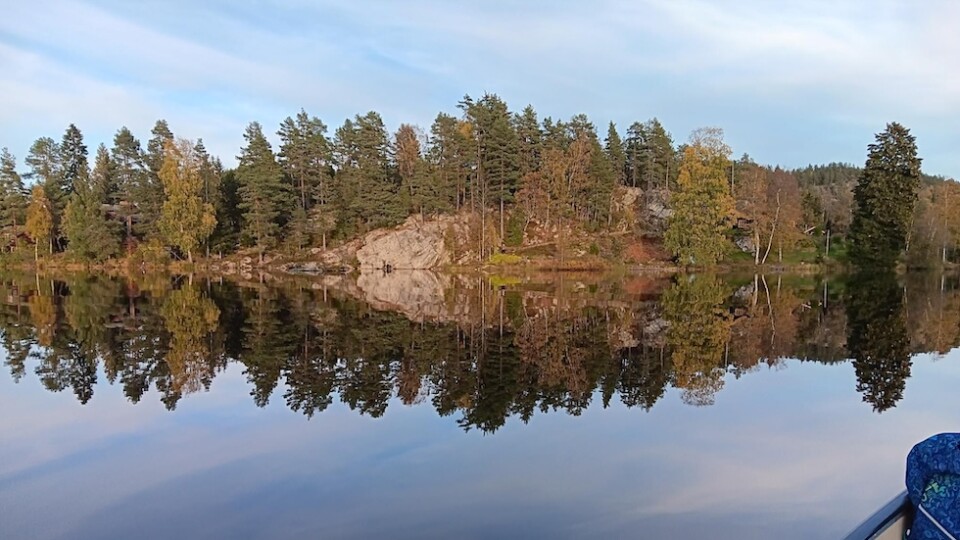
left=1, top=0, right=958, bottom=177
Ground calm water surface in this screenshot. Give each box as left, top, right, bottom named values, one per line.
left=2, top=270, right=960, bottom=539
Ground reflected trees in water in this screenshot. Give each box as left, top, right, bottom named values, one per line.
left=0, top=270, right=958, bottom=432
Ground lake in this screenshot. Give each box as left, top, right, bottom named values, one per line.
left=1, top=270, right=959, bottom=539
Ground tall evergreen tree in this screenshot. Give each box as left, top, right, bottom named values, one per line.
left=139, top=120, right=173, bottom=238
left=56, top=124, right=90, bottom=251
left=848, top=122, right=922, bottom=266
left=25, top=137, right=63, bottom=207
left=643, top=118, right=676, bottom=191
left=459, top=94, right=520, bottom=247
left=624, top=121, right=647, bottom=188
left=90, top=144, right=115, bottom=202
left=110, top=127, right=148, bottom=247
left=237, top=122, right=291, bottom=259
left=193, top=139, right=223, bottom=256
left=332, top=112, right=403, bottom=236
left=514, top=105, right=542, bottom=178
left=0, top=148, right=27, bottom=233
left=277, top=109, right=331, bottom=212
left=63, top=145, right=119, bottom=261
left=428, top=113, right=469, bottom=212
left=604, top=122, right=626, bottom=187
left=60, top=124, right=88, bottom=195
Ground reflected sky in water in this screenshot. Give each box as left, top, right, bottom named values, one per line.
left=1, top=272, right=960, bottom=539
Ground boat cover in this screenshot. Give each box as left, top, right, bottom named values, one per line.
left=907, top=433, right=960, bottom=539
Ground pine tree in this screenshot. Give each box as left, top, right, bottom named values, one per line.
left=604, top=122, right=626, bottom=187
left=643, top=118, right=676, bottom=191
left=157, top=139, right=217, bottom=263
left=111, top=127, right=148, bottom=247
left=139, top=120, right=173, bottom=239
left=427, top=113, right=469, bottom=212
left=25, top=137, right=63, bottom=206
left=193, top=139, right=223, bottom=256
left=0, top=148, right=27, bottom=234
left=665, top=128, right=735, bottom=265
left=332, top=112, right=402, bottom=236
left=237, top=122, right=291, bottom=259
left=624, top=122, right=647, bottom=188
left=25, top=185, right=53, bottom=260
left=278, top=109, right=331, bottom=213
left=515, top=105, right=543, bottom=177
left=459, top=94, right=520, bottom=249
left=848, top=122, right=922, bottom=266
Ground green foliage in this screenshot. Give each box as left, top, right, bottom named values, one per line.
left=25, top=185, right=53, bottom=258
left=63, top=180, right=120, bottom=262
left=665, top=128, right=734, bottom=265
left=278, top=109, right=331, bottom=212
left=488, top=253, right=523, bottom=265
left=332, top=112, right=404, bottom=237
left=845, top=270, right=910, bottom=412
left=504, top=209, right=525, bottom=247
left=0, top=148, right=27, bottom=231
left=137, top=120, right=174, bottom=239
left=848, top=123, right=922, bottom=267
left=662, top=274, right=731, bottom=406
left=157, top=139, right=217, bottom=262
left=237, top=122, right=293, bottom=255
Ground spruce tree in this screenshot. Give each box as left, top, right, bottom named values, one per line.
left=0, top=148, right=27, bottom=233
left=848, top=122, right=922, bottom=266
left=237, top=122, right=291, bottom=259
left=63, top=145, right=120, bottom=261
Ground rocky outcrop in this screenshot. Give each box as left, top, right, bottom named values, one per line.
left=285, top=214, right=476, bottom=274
left=355, top=215, right=472, bottom=270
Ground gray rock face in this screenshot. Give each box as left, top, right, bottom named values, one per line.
left=354, top=215, right=473, bottom=270
left=356, top=218, right=448, bottom=270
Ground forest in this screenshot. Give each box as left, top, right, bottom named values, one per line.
left=0, top=94, right=955, bottom=268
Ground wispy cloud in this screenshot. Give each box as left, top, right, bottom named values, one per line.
left=0, top=0, right=956, bottom=174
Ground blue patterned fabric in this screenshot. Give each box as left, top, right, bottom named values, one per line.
left=907, top=433, right=960, bottom=539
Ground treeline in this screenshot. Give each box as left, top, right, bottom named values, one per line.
left=0, top=96, right=955, bottom=265
left=3, top=271, right=958, bottom=429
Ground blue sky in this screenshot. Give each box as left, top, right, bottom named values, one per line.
left=1, top=0, right=957, bottom=176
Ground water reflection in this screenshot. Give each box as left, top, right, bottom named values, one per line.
left=2, top=270, right=960, bottom=431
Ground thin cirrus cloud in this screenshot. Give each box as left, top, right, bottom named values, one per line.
left=0, top=0, right=956, bottom=176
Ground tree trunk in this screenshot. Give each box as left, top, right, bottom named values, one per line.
left=761, top=191, right=781, bottom=265
left=754, top=229, right=760, bottom=265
